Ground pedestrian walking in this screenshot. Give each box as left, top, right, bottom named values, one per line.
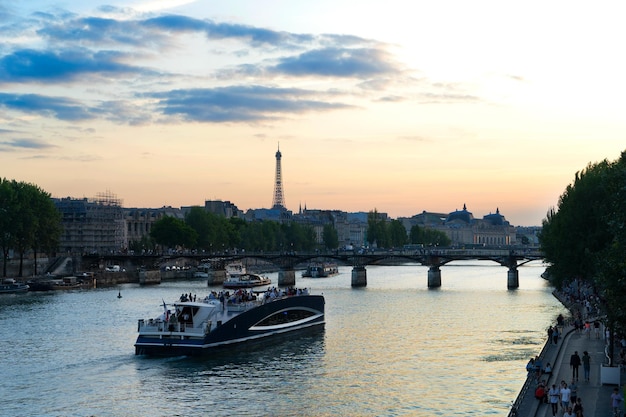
left=573, top=397, right=583, bottom=417
left=611, top=387, right=623, bottom=416
left=569, top=379, right=578, bottom=404
left=553, top=326, right=560, bottom=344
left=570, top=351, right=581, bottom=381
left=560, top=381, right=571, bottom=410
left=581, top=351, right=591, bottom=382
left=549, top=384, right=560, bottom=416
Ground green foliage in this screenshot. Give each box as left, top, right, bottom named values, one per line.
left=409, top=224, right=451, bottom=246
left=388, top=219, right=408, bottom=248
left=181, top=208, right=318, bottom=252
left=323, top=224, right=339, bottom=249
left=539, top=151, right=626, bottom=356
left=150, top=216, right=198, bottom=249
left=0, top=178, right=61, bottom=276
left=367, top=209, right=389, bottom=248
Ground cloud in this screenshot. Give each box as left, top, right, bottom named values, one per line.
left=143, top=15, right=314, bottom=47
left=37, top=13, right=314, bottom=50
left=0, top=48, right=150, bottom=83
left=0, top=93, right=94, bottom=120
left=150, top=85, right=352, bottom=122
left=38, top=17, right=154, bottom=47
left=0, top=9, right=411, bottom=125
left=271, top=47, right=397, bottom=78
left=0, top=138, right=56, bottom=149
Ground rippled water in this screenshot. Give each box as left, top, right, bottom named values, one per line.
left=0, top=261, right=565, bottom=416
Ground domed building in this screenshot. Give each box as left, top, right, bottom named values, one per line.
left=433, top=204, right=516, bottom=246
left=400, top=205, right=517, bottom=247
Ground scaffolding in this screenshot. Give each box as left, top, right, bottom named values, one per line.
left=54, top=191, right=127, bottom=255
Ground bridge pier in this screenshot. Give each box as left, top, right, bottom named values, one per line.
left=207, top=269, right=226, bottom=286
left=428, top=266, right=441, bottom=288
left=507, top=267, right=519, bottom=289
left=351, top=266, right=367, bottom=287
left=278, top=269, right=296, bottom=287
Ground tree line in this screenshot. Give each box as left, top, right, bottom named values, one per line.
left=144, top=206, right=450, bottom=254
left=540, top=150, right=626, bottom=363
left=0, top=178, right=452, bottom=277
left=367, top=209, right=451, bottom=249
left=0, top=178, right=61, bottom=277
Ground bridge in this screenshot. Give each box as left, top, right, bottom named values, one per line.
left=81, top=247, right=544, bottom=289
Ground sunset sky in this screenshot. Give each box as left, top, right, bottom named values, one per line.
left=1, top=1, right=625, bottom=226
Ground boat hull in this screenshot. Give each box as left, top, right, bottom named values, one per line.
left=135, top=295, right=325, bottom=356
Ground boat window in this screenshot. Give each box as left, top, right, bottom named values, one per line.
left=255, top=309, right=315, bottom=326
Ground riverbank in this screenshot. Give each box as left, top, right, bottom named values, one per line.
left=509, top=290, right=624, bottom=416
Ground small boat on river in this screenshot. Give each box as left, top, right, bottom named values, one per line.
left=302, top=263, right=339, bottom=278
left=223, top=272, right=271, bottom=289
left=27, top=274, right=94, bottom=291
left=135, top=288, right=325, bottom=356
left=0, top=278, right=29, bottom=294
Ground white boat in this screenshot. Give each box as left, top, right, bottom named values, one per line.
left=226, top=262, right=246, bottom=278
left=0, top=278, right=29, bottom=294
left=223, top=272, right=271, bottom=289
left=193, top=263, right=211, bottom=279
left=135, top=288, right=325, bottom=356
left=302, top=263, right=339, bottom=278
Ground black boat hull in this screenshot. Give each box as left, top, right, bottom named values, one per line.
left=135, top=295, right=325, bottom=356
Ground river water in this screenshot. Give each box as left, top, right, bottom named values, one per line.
left=0, top=261, right=566, bottom=417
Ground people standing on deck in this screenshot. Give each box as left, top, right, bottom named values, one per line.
left=549, top=384, right=560, bottom=416
left=552, top=326, right=560, bottom=344
left=570, top=351, right=581, bottom=381
left=581, top=351, right=591, bottom=382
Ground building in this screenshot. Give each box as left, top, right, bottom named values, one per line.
left=400, top=205, right=517, bottom=246
left=125, top=206, right=184, bottom=248
left=203, top=200, right=242, bottom=218
left=53, top=191, right=126, bottom=255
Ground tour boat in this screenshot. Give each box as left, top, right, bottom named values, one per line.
left=0, top=278, right=29, bottom=294
left=135, top=288, right=325, bottom=356
left=223, top=272, right=271, bottom=289
left=302, top=263, right=339, bottom=278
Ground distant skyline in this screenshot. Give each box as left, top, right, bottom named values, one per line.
left=1, top=1, right=625, bottom=226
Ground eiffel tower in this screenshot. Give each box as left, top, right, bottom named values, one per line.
left=271, top=144, right=286, bottom=210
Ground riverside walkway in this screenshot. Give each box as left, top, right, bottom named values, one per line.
left=509, top=295, right=624, bottom=417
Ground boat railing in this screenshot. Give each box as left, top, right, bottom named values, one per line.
left=137, top=318, right=204, bottom=334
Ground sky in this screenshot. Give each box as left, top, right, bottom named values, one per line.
left=1, top=1, right=625, bottom=226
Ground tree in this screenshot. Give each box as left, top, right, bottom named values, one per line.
left=367, top=209, right=389, bottom=248
left=0, top=179, right=61, bottom=277
left=323, top=224, right=339, bottom=249
left=184, top=207, right=214, bottom=250
left=409, top=224, right=451, bottom=247
left=388, top=219, right=408, bottom=248
left=539, top=151, right=626, bottom=363
left=0, top=179, right=17, bottom=277
left=150, top=216, right=197, bottom=250
left=31, top=188, right=61, bottom=275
